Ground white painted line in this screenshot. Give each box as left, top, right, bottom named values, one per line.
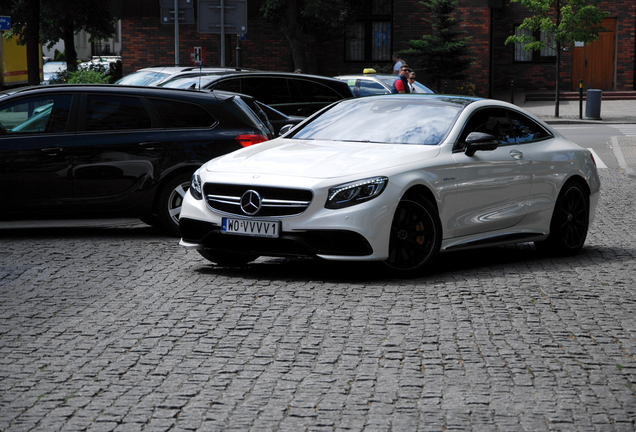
left=587, top=148, right=607, bottom=169
left=611, top=137, right=635, bottom=177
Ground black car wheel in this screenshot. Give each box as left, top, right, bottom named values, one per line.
left=157, top=174, right=191, bottom=236
left=197, top=250, right=259, bottom=267
left=535, top=181, right=589, bottom=256
left=384, top=194, right=442, bottom=273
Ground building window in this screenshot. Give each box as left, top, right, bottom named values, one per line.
left=345, top=0, right=392, bottom=62
left=513, top=25, right=556, bottom=62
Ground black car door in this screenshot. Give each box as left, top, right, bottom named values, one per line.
left=71, top=92, right=170, bottom=213
left=0, top=92, right=76, bottom=215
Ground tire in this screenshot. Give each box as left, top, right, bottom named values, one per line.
left=197, top=250, right=259, bottom=267
left=535, top=181, right=589, bottom=256
left=157, top=174, right=191, bottom=236
left=384, top=194, right=442, bottom=274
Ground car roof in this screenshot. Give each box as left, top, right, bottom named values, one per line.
left=166, top=70, right=351, bottom=84
left=0, top=83, right=241, bottom=103
left=335, top=73, right=395, bottom=79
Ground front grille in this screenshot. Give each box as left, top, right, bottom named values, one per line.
left=203, top=183, right=313, bottom=217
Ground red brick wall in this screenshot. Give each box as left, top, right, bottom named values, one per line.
left=121, top=16, right=292, bottom=75
left=120, top=0, right=635, bottom=95
left=492, top=0, right=635, bottom=93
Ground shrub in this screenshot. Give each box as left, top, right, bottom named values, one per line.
left=67, top=69, right=110, bottom=84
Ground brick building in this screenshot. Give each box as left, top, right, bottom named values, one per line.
left=118, top=0, right=635, bottom=98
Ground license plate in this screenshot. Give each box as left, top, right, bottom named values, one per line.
left=222, top=218, right=280, bottom=238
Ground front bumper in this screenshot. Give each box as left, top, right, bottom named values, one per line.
left=179, top=217, right=373, bottom=258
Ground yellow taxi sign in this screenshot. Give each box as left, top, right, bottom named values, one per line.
left=363, top=68, right=376, bottom=74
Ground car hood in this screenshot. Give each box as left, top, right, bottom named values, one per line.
left=205, top=139, right=441, bottom=179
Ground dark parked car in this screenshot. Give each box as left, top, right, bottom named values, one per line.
left=0, top=84, right=270, bottom=235
left=158, top=71, right=353, bottom=116
left=201, top=89, right=305, bottom=137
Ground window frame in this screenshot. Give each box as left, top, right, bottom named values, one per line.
left=344, top=0, right=392, bottom=63
left=0, top=94, right=74, bottom=135
left=455, top=107, right=554, bottom=152
left=512, top=25, right=557, bottom=63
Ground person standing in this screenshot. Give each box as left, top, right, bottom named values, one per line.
left=392, top=65, right=411, bottom=94
left=408, top=71, right=418, bottom=93
left=392, top=53, right=404, bottom=75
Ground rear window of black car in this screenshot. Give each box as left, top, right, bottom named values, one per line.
left=149, top=98, right=216, bottom=129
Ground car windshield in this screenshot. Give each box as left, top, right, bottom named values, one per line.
left=289, top=97, right=461, bottom=145
left=116, top=71, right=171, bottom=86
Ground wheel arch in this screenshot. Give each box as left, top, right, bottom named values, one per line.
left=153, top=165, right=199, bottom=209
left=401, top=184, right=439, bottom=213
left=562, top=174, right=591, bottom=199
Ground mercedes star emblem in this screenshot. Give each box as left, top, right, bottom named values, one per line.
left=240, top=190, right=262, bottom=215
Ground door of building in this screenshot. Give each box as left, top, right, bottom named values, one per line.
left=571, top=18, right=616, bottom=91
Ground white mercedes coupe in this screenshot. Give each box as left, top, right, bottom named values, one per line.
left=179, top=94, right=600, bottom=274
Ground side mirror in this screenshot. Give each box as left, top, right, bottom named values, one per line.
left=279, top=124, right=296, bottom=136
left=464, top=132, right=499, bottom=156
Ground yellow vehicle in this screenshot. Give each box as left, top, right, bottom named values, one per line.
left=1, top=36, right=41, bottom=88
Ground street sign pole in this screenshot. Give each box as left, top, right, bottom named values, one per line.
left=198, top=0, right=247, bottom=67
left=174, top=0, right=179, bottom=65
left=220, top=0, right=225, bottom=66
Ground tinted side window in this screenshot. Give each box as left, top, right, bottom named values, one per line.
left=241, top=77, right=291, bottom=104
left=85, top=94, right=151, bottom=131
left=359, top=79, right=389, bottom=96
left=213, top=77, right=242, bottom=94
left=294, top=79, right=343, bottom=103
left=459, top=108, right=515, bottom=146
left=149, top=98, right=216, bottom=128
left=509, top=111, right=552, bottom=143
left=0, top=95, right=72, bottom=134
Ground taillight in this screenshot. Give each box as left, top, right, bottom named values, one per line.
left=590, top=153, right=597, bottom=167
left=235, top=134, right=268, bottom=147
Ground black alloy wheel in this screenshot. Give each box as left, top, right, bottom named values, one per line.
left=535, top=181, right=589, bottom=256
left=384, top=195, right=442, bottom=273
left=157, top=174, right=192, bottom=236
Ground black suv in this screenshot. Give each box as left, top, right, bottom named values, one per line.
left=0, top=84, right=270, bottom=235
left=159, top=71, right=353, bottom=116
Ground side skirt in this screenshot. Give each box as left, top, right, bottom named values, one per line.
left=442, top=232, right=547, bottom=252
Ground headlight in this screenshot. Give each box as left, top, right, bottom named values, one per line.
left=190, top=172, right=203, bottom=200
left=325, top=176, right=388, bottom=209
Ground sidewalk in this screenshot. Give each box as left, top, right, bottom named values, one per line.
left=492, top=91, right=636, bottom=125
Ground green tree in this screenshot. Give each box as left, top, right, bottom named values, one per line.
left=260, top=0, right=356, bottom=74
left=505, top=0, right=608, bottom=117
left=399, top=0, right=475, bottom=93
left=0, top=0, right=117, bottom=80
left=39, top=0, right=118, bottom=72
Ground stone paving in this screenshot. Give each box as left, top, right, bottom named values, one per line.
left=1, top=167, right=636, bottom=431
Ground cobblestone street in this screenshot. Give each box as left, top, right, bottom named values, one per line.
left=1, top=168, right=635, bottom=431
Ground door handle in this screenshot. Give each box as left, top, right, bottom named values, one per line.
left=139, top=142, right=161, bottom=150
left=41, top=147, right=63, bottom=156
left=510, top=150, right=523, bottom=160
